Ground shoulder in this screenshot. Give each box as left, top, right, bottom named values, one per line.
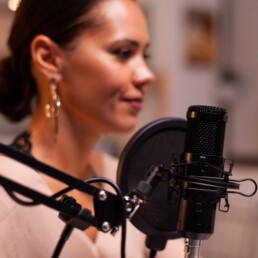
left=0, top=155, right=51, bottom=196
left=0, top=155, right=49, bottom=222
left=0, top=155, right=37, bottom=178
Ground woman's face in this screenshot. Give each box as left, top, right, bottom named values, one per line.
left=59, top=0, right=155, bottom=134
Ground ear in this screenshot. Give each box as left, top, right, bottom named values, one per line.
left=30, top=35, right=63, bottom=81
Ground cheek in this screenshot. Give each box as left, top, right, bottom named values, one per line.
left=59, top=48, right=132, bottom=125
left=60, top=64, right=126, bottom=114
left=63, top=52, right=126, bottom=95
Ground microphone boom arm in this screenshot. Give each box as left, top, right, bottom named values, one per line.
left=0, top=142, right=125, bottom=233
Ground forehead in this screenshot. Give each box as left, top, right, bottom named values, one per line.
left=84, top=0, right=149, bottom=41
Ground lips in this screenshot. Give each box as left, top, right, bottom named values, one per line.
left=123, top=97, right=143, bottom=111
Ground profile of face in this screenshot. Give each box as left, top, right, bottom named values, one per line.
left=54, top=0, right=155, bottom=134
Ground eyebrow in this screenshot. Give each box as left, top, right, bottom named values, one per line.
left=115, top=39, right=150, bottom=49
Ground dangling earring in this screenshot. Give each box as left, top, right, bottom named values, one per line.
left=45, top=78, right=61, bottom=135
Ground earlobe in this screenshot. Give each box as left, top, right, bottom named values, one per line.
left=30, top=35, right=63, bottom=81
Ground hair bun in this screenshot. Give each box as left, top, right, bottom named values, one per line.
left=0, top=56, right=32, bottom=121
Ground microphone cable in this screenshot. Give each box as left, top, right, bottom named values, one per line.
left=149, top=249, right=157, bottom=258
left=51, top=177, right=127, bottom=258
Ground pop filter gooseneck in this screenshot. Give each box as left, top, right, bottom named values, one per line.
left=117, top=118, right=186, bottom=251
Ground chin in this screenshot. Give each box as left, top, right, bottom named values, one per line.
left=110, top=119, right=137, bottom=134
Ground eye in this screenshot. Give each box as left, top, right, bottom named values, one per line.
left=143, top=52, right=151, bottom=60
left=113, top=47, right=151, bottom=61
left=114, top=48, right=134, bottom=60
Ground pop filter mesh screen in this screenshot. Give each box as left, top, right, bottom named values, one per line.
left=117, top=118, right=186, bottom=239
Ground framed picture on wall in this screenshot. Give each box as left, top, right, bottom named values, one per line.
left=183, top=8, right=219, bottom=66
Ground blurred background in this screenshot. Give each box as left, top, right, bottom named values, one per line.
left=0, top=0, right=257, bottom=257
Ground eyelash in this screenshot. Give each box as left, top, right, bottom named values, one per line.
left=115, top=49, right=133, bottom=59
left=114, top=48, right=150, bottom=61
left=143, top=53, right=151, bottom=60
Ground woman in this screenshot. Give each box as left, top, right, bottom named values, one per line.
left=0, top=0, right=184, bottom=257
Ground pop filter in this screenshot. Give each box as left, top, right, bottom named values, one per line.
left=117, top=118, right=186, bottom=250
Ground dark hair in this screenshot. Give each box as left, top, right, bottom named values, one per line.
left=0, top=0, right=102, bottom=121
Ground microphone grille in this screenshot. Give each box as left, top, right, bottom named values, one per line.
left=184, top=105, right=227, bottom=157
left=188, top=105, right=226, bottom=114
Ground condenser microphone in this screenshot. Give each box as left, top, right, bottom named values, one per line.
left=117, top=105, right=257, bottom=258
left=177, top=105, right=228, bottom=257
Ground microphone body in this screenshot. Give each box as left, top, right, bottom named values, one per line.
left=177, top=105, right=227, bottom=241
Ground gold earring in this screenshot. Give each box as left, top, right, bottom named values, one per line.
left=45, top=78, right=61, bottom=135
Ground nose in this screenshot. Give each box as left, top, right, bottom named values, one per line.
left=132, top=61, right=156, bottom=89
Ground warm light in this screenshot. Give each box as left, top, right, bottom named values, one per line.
left=8, top=0, right=21, bottom=11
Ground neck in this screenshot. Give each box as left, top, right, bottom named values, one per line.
left=28, top=107, right=102, bottom=179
